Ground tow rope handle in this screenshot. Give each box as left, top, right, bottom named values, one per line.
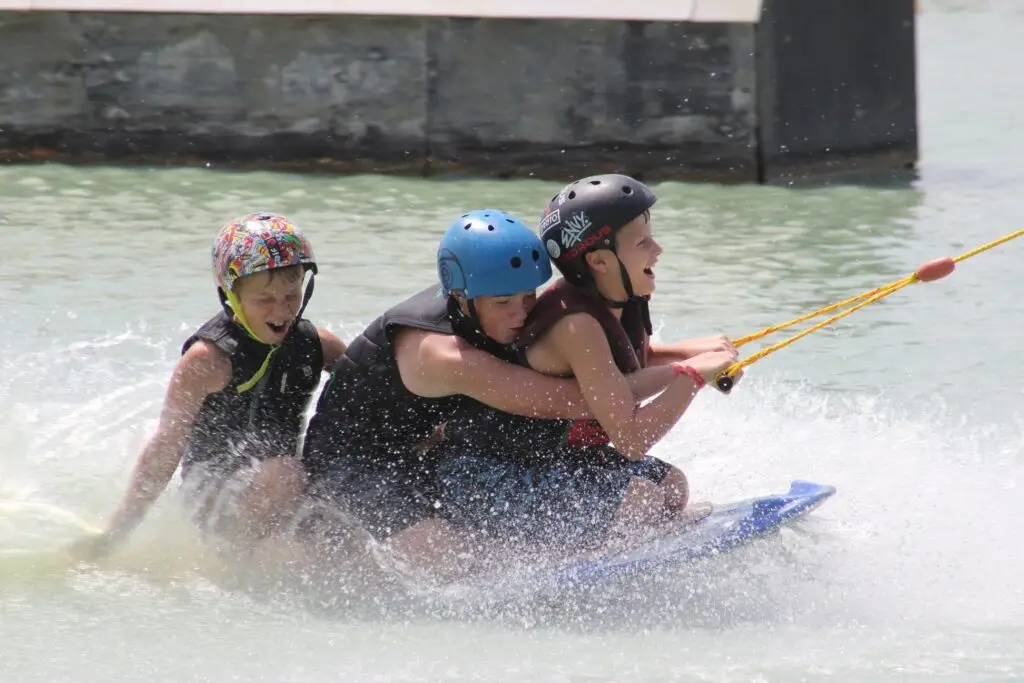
left=711, top=227, right=1024, bottom=393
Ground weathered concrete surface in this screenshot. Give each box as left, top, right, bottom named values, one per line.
left=0, top=12, right=429, bottom=173
left=426, top=19, right=757, bottom=181
left=0, top=3, right=917, bottom=182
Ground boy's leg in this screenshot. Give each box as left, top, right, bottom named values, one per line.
left=237, top=456, right=307, bottom=538
left=182, top=455, right=307, bottom=552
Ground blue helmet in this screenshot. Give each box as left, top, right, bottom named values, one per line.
left=437, top=209, right=553, bottom=299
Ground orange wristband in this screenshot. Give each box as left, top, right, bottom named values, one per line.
left=672, top=362, right=706, bottom=390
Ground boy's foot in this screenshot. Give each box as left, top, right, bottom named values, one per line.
left=674, top=500, right=713, bottom=528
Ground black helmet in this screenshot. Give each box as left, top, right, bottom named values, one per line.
left=539, top=174, right=657, bottom=285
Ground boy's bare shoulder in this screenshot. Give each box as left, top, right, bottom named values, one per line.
left=177, top=339, right=232, bottom=394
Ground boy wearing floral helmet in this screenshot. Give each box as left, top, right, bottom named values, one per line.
left=74, top=213, right=347, bottom=560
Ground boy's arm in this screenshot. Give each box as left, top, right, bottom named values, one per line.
left=70, top=342, right=228, bottom=559
left=317, top=326, right=348, bottom=370
left=648, top=333, right=736, bottom=364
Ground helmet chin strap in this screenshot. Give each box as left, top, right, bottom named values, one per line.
left=456, top=295, right=489, bottom=343
left=447, top=295, right=522, bottom=364
left=447, top=291, right=485, bottom=334
left=590, top=254, right=653, bottom=336
left=218, top=270, right=316, bottom=346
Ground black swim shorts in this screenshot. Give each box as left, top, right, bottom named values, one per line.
left=434, top=447, right=672, bottom=548
left=306, top=457, right=439, bottom=543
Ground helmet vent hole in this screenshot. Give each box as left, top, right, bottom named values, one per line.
left=461, top=213, right=469, bottom=218
left=568, top=191, right=576, bottom=200
left=531, top=250, right=540, bottom=261
left=505, top=217, right=515, bottom=224
left=487, top=224, right=495, bottom=231
left=589, top=180, right=601, bottom=186
left=510, top=257, right=522, bottom=268
left=463, top=223, right=472, bottom=230
left=622, top=186, right=633, bottom=194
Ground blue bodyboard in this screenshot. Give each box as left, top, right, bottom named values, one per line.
left=510, top=480, right=836, bottom=591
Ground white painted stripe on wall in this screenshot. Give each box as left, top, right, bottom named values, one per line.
left=2, top=0, right=762, bottom=22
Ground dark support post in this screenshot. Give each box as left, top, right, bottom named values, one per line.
left=755, top=0, right=918, bottom=183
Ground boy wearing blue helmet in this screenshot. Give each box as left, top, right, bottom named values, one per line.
left=300, top=209, right=677, bottom=569
left=433, top=175, right=740, bottom=556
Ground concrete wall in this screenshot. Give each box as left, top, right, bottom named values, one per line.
left=425, top=19, right=758, bottom=181
left=0, top=0, right=917, bottom=183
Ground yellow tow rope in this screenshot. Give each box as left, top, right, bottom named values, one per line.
left=714, top=227, right=1024, bottom=392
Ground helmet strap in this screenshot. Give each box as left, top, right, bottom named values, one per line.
left=459, top=296, right=489, bottom=343
left=295, top=270, right=315, bottom=320
left=447, top=295, right=522, bottom=364
left=588, top=249, right=639, bottom=304
left=587, top=251, right=653, bottom=336
left=217, top=269, right=316, bottom=347
left=218, top=287, right=264, bottom=345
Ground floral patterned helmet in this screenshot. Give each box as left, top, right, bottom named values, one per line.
left=212, top=212, right=317, bottom=293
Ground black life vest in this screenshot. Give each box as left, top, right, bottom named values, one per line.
left=180, top=310, right=323, bottom=477
left=302, top=285, right=519, bottom=479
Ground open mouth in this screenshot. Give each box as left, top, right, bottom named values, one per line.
left=267, top=321, right=289, bottom=335
left=643, top=267, right=655, bottom=279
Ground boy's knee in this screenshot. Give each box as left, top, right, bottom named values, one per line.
left=260, top=456, right=306, bottom=486
left=248, top=457, right=307, bottom=511
left=661, top=466, right=689, bottom=510
left=616, top=477, right=667, bottom=528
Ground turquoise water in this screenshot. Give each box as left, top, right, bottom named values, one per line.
left=2, top=2, right=1023, bottom=681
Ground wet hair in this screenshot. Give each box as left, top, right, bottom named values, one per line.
left=265, top=265, right=304, bottom=284
left=609, top=209, right=652, bottom=252
left=234, top=264, right=304, bottom=293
